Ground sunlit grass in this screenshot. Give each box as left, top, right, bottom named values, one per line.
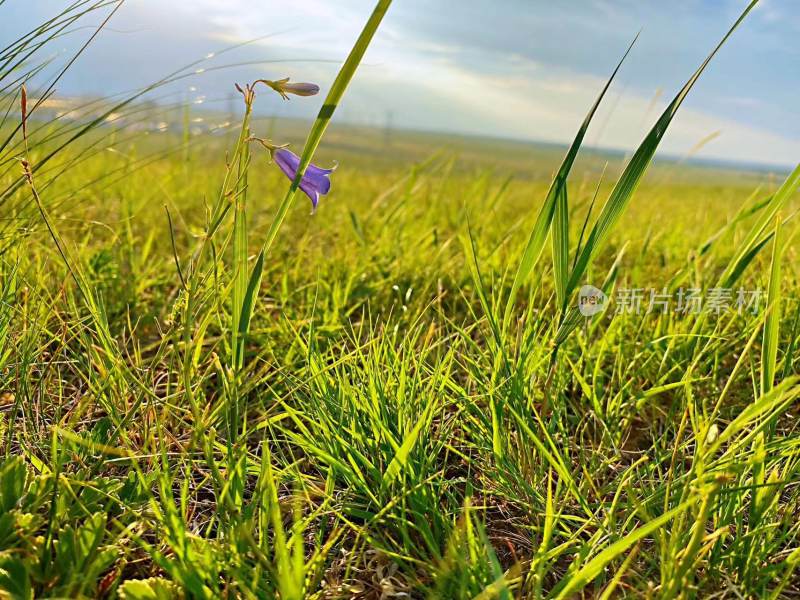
left=2, top=0, right=800, bottom=598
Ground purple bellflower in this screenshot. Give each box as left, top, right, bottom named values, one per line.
left=259, top=77, right=320, bottom=100
left=273, top=148, right=335, bottom=212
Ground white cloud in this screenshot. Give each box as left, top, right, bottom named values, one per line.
left=344, top=56, right=799, bottom=167
left=126, top=0, right=800, bottom=167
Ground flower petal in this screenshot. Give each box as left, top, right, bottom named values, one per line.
left=274, top=148, right=300, bottom=175
left=299, top=180, right=321, bottom=210
left=283, top=82, right=320, bottom=97
left=272, top=148, right=334, bottom=210
left=304, top=169, right=332, bottom=196
left=273, top=157, right=296, bottom=183
left=306, top=162, right=336, bottom=177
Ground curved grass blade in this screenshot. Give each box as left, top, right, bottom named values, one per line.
left=231, top=97, right=253, bottom=371
left=223, top=0, right=392, bottom=390
left=234, top=0, right=392, bottom=371
left=552, top=183, right=570, bottom=311
left=707, top=377, right=800, bottom=459
left=567, top=0, right=760, bottom=299
left=720, top=163, right=800, bottom=289
left=238, top=247, right=265, bottom=346
left=503, top=33, right=638, bottom=330
left=262, top=0, right=393, bottom=255
left=761, top=216, right=783, bottom=396
left=549, top=499, right=696, bottom=600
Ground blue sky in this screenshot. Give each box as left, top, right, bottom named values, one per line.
left=4, top=0, right=799, bottom=166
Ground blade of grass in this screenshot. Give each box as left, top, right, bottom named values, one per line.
left=761, top=215, right=783, bottom=396
left=239, top=248, right=265, bottom=348
left=720, top=163, right=800, bottom=289
left=502, top=34, right=637, bottom=330
left=261, top=0, right=393, bottom=256
left=231, top=91, right=253, bottom=371
left=552, top=183, right=569, bottom=311
left=567, top=1, right=759, bottom=300
left=549, top=499, right=696, bottom=600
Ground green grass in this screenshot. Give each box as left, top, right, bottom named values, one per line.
left=2, top=1, right=800, bottom=598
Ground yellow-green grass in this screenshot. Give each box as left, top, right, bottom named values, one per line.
left=2, top=117, right=798, bottom=598
left=3, top=1, right=800, bottom=597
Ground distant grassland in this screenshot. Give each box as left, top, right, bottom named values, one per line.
left=3, top=119, right=778, bottom=337
left=6, top=112, right=776, bottom=266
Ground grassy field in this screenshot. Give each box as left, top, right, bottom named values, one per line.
left=3, top=1, right=800, bottom=599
